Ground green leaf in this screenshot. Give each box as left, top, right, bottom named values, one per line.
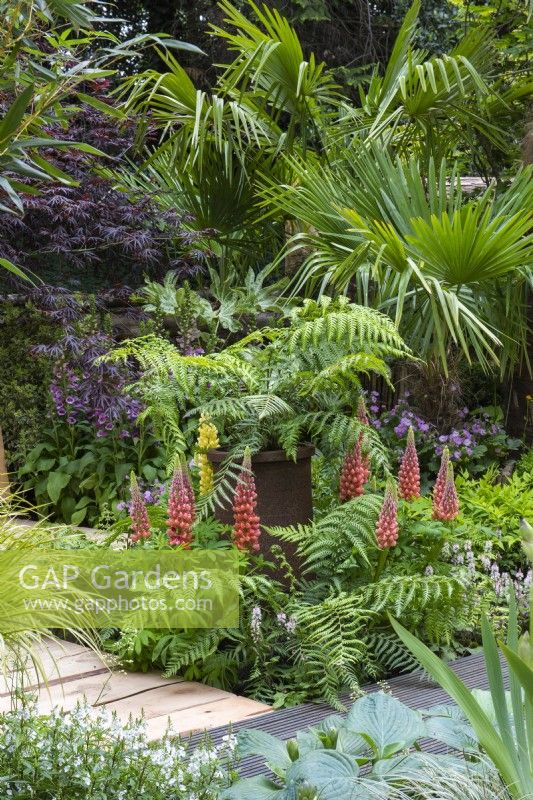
left=70, top=508, right=88, bottom=526
left=141, top=464, right=157, bottom=482
left=115, top=462, right=134, bottom=484
left=345, top=691, right=426, bottom=757
left=47, top=470, right=72, bottom=504
left=76, top=92, right=126, bottom=117
left=0, top=86, right=34, bottom=144
left=390, top=616, right=522, bottom=796
left=222, top=775, right=284, bottom=800
left=34, top=457, right=57, bottom=472
left=500, top=644, right=533, bottom=700
left=284, top=751, right=360, bottom=800
left=0, top=257, right=31, bottom=281
left=237, top=729, right=293, bottom=772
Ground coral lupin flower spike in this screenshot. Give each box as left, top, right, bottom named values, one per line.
left=340, top=432, right=370, bottom=501
left=398, top=426, right=421, bottom=501
left=433, top=463, right=459, bottom=522
left=166, top=461, right=196, bottom=547
left=233, top=448, right=261, bottom=552
left=432, top=447, right=450, bottom=518
left=129, top=473, right=151, bottom=543
left=376, top=480, right=399, bottom=549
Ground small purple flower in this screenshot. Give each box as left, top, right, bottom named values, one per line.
left=116, top=501, right=127, bottom=512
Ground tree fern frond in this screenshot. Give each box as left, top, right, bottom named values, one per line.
left=303, top=352, right=392, bottom=394
left=287, top=304, right=411, bottom=359
left=154, top=630, right=223, bottom=677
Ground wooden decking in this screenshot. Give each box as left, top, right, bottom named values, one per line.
left=0, top=639, right=271, bottom=738
left=190, top=650, right=506, bottom=777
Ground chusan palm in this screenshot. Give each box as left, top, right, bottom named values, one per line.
left=116, top=0, right=340, bottom=275
left=261, top=145, right=533, bottom=376
left=113, top=0, right=523, bottom=292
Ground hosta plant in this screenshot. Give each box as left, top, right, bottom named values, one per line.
left=224, top=690, right=494, bottom=800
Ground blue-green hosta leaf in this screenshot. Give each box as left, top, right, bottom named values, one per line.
left=284, top=751, right=360, bottom=800
left=471, top=688, right=513, bottom=725
left=311, top=714, right=346, bottom=734
left=295, top=729, right=323, bottom=755
left=422, top=703, right=467, bottom=719
left=345, top=691, right=426, bottom=757
left=237, top=729, right=293, bottom=774
left=424, top=715, right=478, bottom=752
left=222, top=775, right=286, bottom=800
left=371, top=752, right=474, bottom=777
left=335, top=725, right=369, bottom=756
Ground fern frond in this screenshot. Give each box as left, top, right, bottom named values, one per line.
left=268, top=494, right=382, bottom=574
left=357, top=573, right=465, bottom=617
left=287, top=304, right=411, bottom=359
left=153, top=630, right=223, bottom=677
left=304, top=352, right=392, bottom=393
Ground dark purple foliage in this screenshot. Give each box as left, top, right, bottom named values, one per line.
left=0, top=103, right=212, bottom=289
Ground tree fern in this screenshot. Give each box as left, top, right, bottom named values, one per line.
left=106, top=300, right=410, bottom=463
left=287, top=299, right=410, bottom=360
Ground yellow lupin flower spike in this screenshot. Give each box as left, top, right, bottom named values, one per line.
left=195, top=413, right=220, bottom=495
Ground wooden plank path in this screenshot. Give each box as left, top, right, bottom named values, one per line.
left=0, top=639, right=272, bottom=737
